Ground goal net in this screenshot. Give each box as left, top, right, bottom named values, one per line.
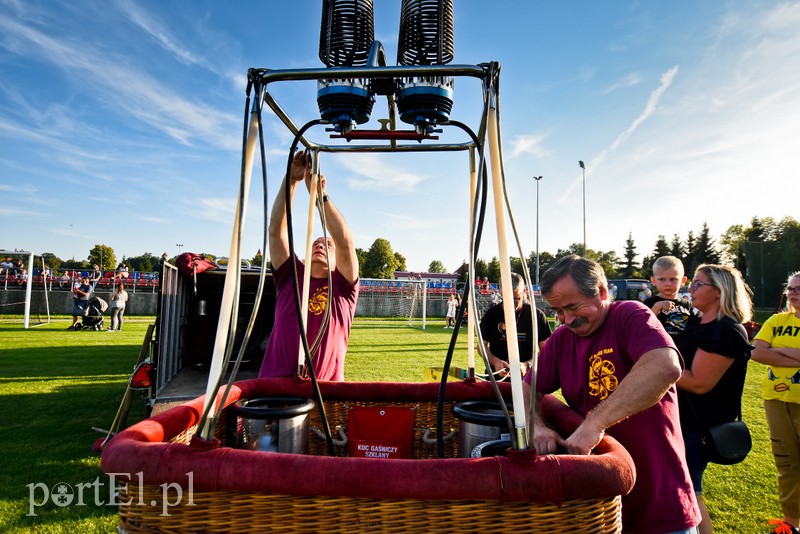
left=359, top=278, right=427, bottom=328
left=0, top=251, right=51, bottom=328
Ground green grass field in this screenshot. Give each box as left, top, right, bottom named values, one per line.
left=0, top=313, right=784, bottom=533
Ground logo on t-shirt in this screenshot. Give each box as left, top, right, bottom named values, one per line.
left=589, top=349, right=619, bottom=400
left=308, top=286, right=329, bottom=315
left=496, top=322, right=527, bottom=342
left=772, top=325, right=800, bottom=337
left=766, top=368, right=800, bottom=397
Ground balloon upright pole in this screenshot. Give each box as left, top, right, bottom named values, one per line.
left=467, top=146, right=477, bottom=376
left=198, top=98, right=259, bottom=440
left=486, top=94, right=527, bottom=450
left=298, top=150, right=320, bottom=374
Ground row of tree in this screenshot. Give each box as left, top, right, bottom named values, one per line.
left=32, top=216, right=798, bottom=308
left=38, top=246, right=167, bottom=275
left=440, top=217, right=796, bottom=308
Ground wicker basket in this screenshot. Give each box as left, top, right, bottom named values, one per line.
left=102, top=379, right=633, bottom=533
left=117, top=485, right=621, bottom=533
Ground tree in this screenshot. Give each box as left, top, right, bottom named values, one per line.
left=428, top=260, right=446, bottom=273
left=738, top=216, right=800, bottom=307
left=669, top=234, right=685, bottom=259
left=40, top=252, right=62, bottom=272
left=720, top=224, right=746, bottom=271
left=556, top=243, right=584, bottom=258
left=551, top=244, right=620, bottom=279
left=620, top=233, right=640, bottom=278
left=355, top=248, right=368, bottom=278
left=362, top=238, right=398, bottom=279
left=509, top=256, right=525, bottom=278
left=474, top=258, right=488, bottom=281
left=456, top=258, right=487, bottom=282
left=88, top=245, right=116, bottom=271
left=595, top=250, right=620, bottom=279
left=694, top=222, right=720, bottom=266
left=776, top=217, right=800, bottom=278
left=536, top=251, right=556, bottom=280
left=250, top=250, right=263, bottom=267
left=62, top=258, right=88, bottom=270
left=487, top=257, right=501, bottom=283
left=684, top=231, right=697, bottom=273
left=126, top=253, right=158, bottom=273
left=394, top=252, right=407, bottom=272
left=455, top=260, right=469, bottom=283
left=652, top=235, right=672, bottom=258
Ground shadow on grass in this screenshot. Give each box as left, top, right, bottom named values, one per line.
left=0, top=344, right=143, bottom=380
left=0, top=378, right=151, bottom=532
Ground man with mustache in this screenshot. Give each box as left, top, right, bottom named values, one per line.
left=258, top=150, right=359, bottom=382
left=523, top=254, right=700, bottom=534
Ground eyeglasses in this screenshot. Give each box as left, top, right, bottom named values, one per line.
left=690, top=280, right=714, bottom=291
left=786, top=286, right=800, bottom=295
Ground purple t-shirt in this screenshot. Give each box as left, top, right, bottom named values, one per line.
left=258, top=257, right=359, bottom=381
left=527, top=300, right=699, bottom=534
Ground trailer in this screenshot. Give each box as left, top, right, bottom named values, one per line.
left=148, top=260, right=275, bottom=413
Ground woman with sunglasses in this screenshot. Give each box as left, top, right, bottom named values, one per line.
left=675, top=264, right=754, bottom=534
left=752, top=272, right=800, bottom=534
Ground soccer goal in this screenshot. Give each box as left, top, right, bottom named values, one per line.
left=359, top=278, right=428, bottom=328
left=0, top=250, right=51, bottom=328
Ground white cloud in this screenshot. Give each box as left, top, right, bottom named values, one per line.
left=609, top=66, right=678, bottom=151
left=557, top=66, right=678, bottom=205
left=0, top=12, right=239, bottom=151
left=118, top=2, right=206, bottom=67
left=384, top=212, right=440, bottom=231
left=196, top=196, right=236, bottom=222
left=0, top=182, right=36, bottom=194
left=0, top=205, right=46, bottom=217
left=602, top=72, right=642, bottom=94
left=509, top=133, right=550, bottom=158
left=340, top=154, right=426, bottom=193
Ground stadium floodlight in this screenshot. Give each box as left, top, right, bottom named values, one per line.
left=578, top=161, right=586, bottom=257
left=533, top=176, right=543, bottom=286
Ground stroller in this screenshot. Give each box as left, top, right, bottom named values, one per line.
left=76, top=296, right=108, bottom=331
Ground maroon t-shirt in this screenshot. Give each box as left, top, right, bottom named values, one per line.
left=527, top=300, right=700, bottom=533
left=258, top=257, right=359, bottom=381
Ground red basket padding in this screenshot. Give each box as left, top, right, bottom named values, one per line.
left=101, top=379, right=635, bottom=505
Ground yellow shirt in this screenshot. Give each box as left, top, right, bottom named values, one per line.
left=754, top=312, right=800, bottom=403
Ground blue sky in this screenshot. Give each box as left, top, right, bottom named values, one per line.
left=1, top=1, right=798, bottom=272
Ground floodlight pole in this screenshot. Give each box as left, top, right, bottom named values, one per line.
left=533, top=175, right=543, bottom=286
left=579, top=161, right=586, bottom=257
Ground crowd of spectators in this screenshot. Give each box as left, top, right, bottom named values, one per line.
left=1, top=259, right=159, bottom=291
left=0, top=257, right=29, bottom=286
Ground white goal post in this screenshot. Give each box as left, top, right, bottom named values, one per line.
left=359, top=278, right=428, bottom=328
left=0, top=249, right=51, bottom=328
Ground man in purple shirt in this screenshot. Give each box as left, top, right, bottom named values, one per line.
left=258, top=151, right=359, bottom=381
left=524, top=255, right=700, bottom=534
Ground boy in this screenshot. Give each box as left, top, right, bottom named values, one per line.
left=644, top=256, right=697, bottom=339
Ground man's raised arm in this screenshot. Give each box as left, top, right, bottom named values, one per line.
left=268, top=151, right=311, bottom=270
left=320, top=194, right=358, bottom=285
